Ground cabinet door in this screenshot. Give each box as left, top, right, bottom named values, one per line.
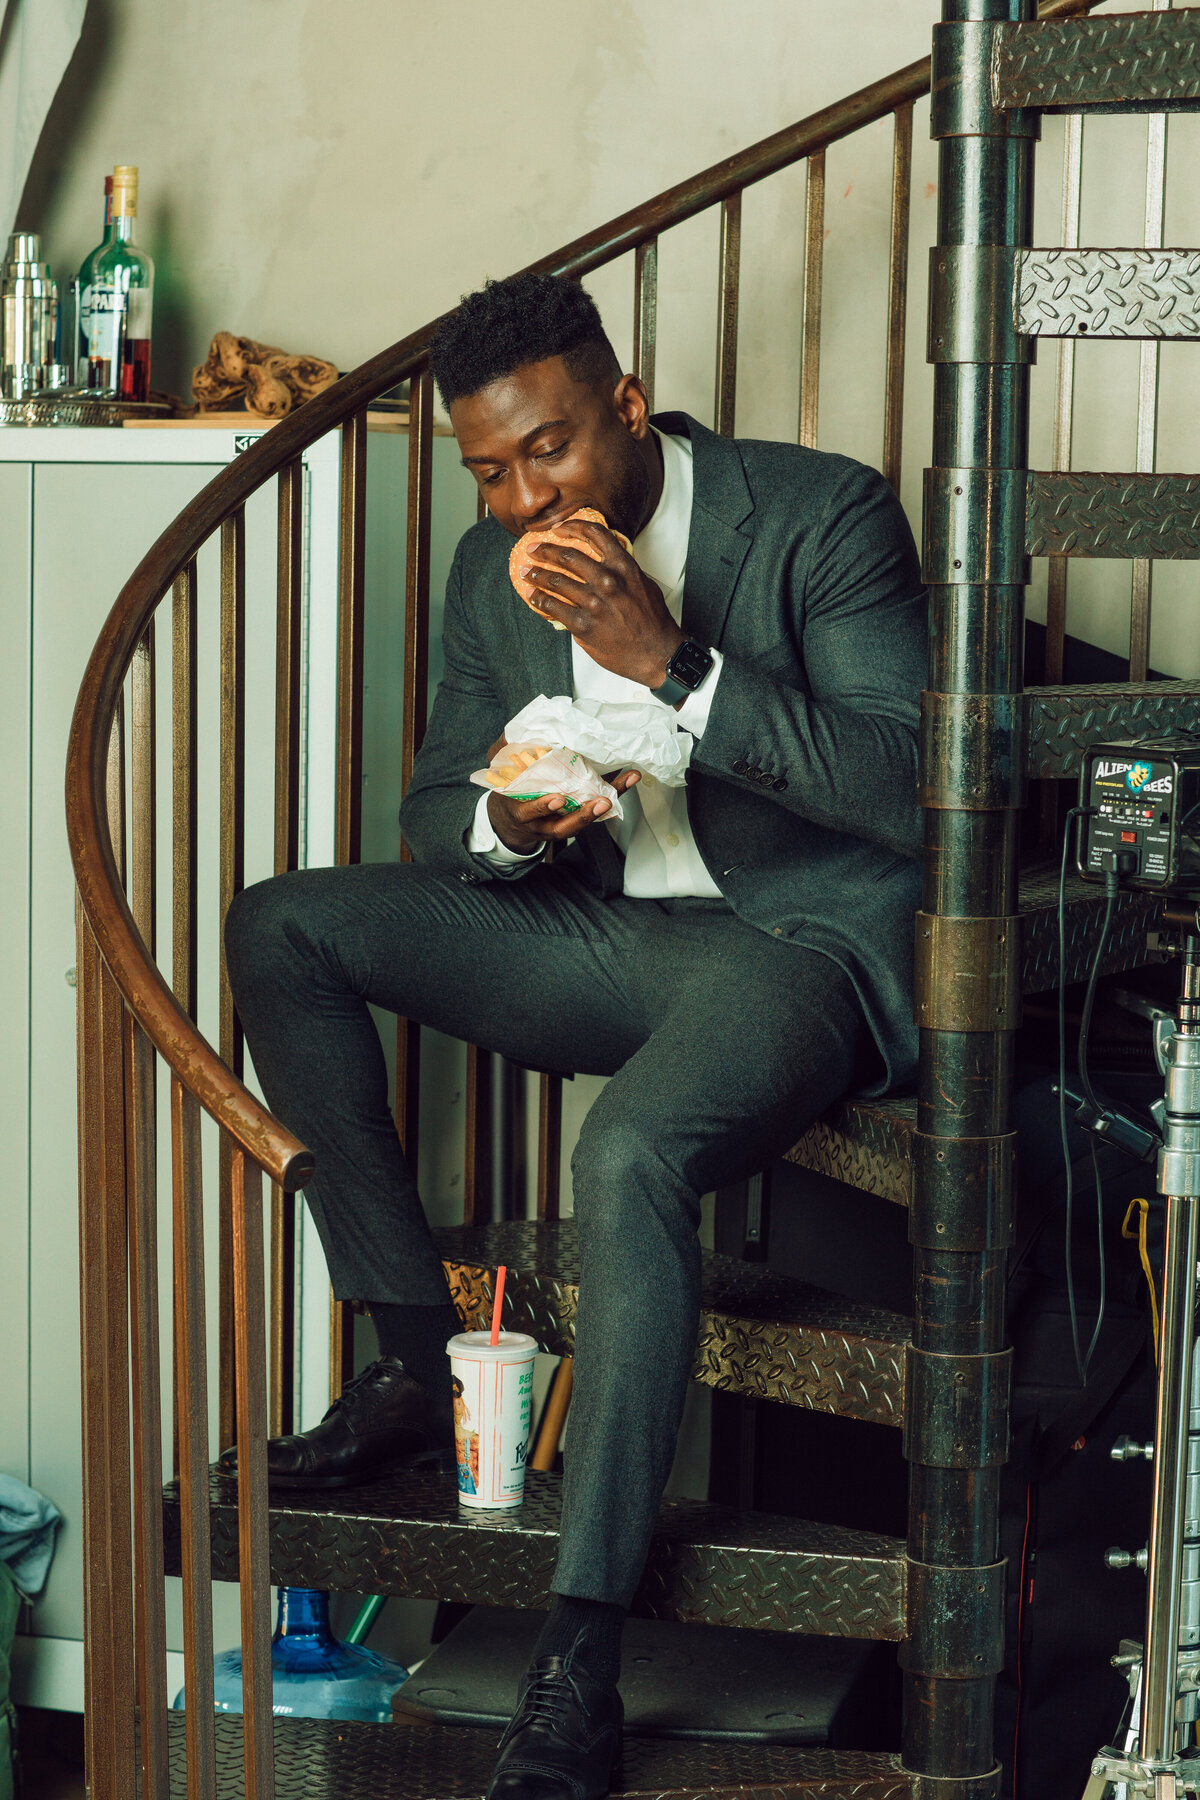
left=28, top=460, right=227, bottom=1644
left=0, top=466, right=32, bottom=1482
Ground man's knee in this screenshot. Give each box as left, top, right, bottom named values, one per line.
left=224, top=873, right=311, bottom=993
left=571, top=1114, right=697, bottom=1236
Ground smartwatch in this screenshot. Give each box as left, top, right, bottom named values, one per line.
left=652, top=639, right=715, bottom=708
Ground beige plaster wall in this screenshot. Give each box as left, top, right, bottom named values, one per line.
left=22, top=0, right=937, bottom=397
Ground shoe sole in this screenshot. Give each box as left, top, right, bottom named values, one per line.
left=219, top=1444, right=457, bottom=1492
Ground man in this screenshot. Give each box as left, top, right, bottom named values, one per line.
left=222, top=271, right=925, bottom=1798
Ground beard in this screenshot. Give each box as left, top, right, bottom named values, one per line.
left=603, top=434, right=656, bottom=541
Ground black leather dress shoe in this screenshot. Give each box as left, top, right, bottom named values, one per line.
left=486, top=1651, right=623, bottom=1800
left=216, top=1355, right=454, bottom=1490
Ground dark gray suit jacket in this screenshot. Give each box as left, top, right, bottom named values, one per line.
left=399, top=412, right=927, bottom=1093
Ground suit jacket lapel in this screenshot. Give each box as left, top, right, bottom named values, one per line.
left=653, top=412, right=754, bottom=649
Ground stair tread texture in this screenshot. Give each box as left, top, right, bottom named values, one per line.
left=1026, top=679, right=1200, bottom=778
left=787, top=1095, right=915, bottom=1206
left=159, top=1712, right=912, bottom=1799
left=1016, top=248, right=1200, bottom=337
left=164, top=1465, right=906, bottom=1639
left=1026, top=474, right=1200, bottom=561
left=439, top=1220, right=910, bottom=1424
left=994, top=9, right=1200, bottom=113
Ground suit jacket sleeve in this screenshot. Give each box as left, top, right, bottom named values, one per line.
left=398, top=541, right=517, bottom=879
left=691, top=462, right=925, bottom=859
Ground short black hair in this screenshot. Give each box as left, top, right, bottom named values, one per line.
left=431, top=272, right=622, bottom=408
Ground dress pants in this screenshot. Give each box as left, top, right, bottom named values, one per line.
left=225, top=858, right=868, bottom=1605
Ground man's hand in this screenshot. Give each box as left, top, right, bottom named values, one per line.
left=487, top=770, right=641, bottom=855
left=520, top=520, right=685, bottom=688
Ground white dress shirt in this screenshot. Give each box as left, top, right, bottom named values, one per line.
left=468, top=428, right=723, bottom=899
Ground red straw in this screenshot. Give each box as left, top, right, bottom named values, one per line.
left=489, top=1265, right=507, bottom=1346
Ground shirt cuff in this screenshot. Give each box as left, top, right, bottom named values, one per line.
left=466, top=788, right=545, bottom=866
left=674, top=648, right=724, bottom=738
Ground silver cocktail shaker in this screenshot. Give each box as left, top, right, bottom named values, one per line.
left=1, top=233, right=67, bottom=398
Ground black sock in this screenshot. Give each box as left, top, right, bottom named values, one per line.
left=531, top=1594, right=625, bottom=1687
left=368, top=1300, right=460, bottom=1402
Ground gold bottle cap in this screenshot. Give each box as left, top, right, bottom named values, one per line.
left=112, top=164, right=138, bottom=217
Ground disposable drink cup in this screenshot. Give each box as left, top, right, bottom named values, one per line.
left=447, top=1330, right=538, bottom=1509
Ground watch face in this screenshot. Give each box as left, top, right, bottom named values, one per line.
left=668, top=639, right=713, bottom=691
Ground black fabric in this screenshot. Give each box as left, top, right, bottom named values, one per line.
left=226, top=863, right=869, bottom=1604
left=397, top=413, right=927, bottom=1093
left=994, top=1074, right=1159, bottom=1800
left=369, top=1301, right=461, bottom=1405
left=531, top=1597, right=626, bottom=1689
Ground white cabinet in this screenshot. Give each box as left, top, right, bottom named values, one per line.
left=0, top=425, right=345, bottom=1705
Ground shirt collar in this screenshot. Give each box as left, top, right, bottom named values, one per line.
left=631, top=427, right=694, bottom=610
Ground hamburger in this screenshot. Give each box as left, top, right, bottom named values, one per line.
left=508, top=507, right=633, bottom=630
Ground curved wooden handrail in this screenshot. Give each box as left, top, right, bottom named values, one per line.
left=64, top=0, right=1110, bottom=1190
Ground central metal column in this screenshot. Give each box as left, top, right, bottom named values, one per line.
left=905, top=5, right=1036, bottom=1794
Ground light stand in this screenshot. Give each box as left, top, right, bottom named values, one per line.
left=1085, top=930, right=1200, bottom=1800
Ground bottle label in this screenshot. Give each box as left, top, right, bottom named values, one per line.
left=87, top=286, right=125, bottom=364
left=126, top=286, right=152, bottom=339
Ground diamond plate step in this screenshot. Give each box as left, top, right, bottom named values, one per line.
left=164, top=1465, right=905, bottom=1640
left=1025, top=473, right=1200, bottom=560
left=438, top=1220, right=910, bottom=1425
left=1026, top=681, right=1200, bottom=780
left=1019, top=860, right=1161, bottom=993
left=1016, top=249, right=1200, bottom=339
left=786, top=1096, right=915, bottom=1208
left=994, top=10, right=1200, bottom=114
left=160, top=1712, right=912, bottom=1799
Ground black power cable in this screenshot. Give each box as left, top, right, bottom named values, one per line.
left=1057, top=805, right=1103, bottom=1388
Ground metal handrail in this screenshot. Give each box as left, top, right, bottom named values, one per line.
left=64, top=0, right=1108, bottom=1191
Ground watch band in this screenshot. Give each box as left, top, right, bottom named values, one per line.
left=653, top=639, right=714, bottom=707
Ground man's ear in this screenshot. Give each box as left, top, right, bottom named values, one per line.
left=613, top=373, right=651, bottom=441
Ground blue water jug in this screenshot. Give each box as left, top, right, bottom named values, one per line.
left=171, top=1587, right=409, bottom=1722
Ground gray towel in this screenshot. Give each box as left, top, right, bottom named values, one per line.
left=0, top=1474, right=61, bottom=1596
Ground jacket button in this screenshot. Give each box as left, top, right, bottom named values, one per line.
left=748, top=766, right=762, bottom=779
left=774, top=778, right=788, bottom=792
left=759, top=771, right=774, bottom=785
left=733, top=759, right=748, bottom=775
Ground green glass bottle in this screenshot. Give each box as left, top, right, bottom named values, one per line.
left=74, top=174, right=113, bottom=383
left=85, top=164, right=154, bottom=401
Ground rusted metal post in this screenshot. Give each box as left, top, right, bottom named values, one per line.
left=905, top=3, right=1035, bottom=1792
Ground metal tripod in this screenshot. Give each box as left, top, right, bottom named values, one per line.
left=1086, top=933, right=1200, bottom=1800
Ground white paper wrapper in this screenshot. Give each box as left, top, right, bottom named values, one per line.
left=501, top=695, right=692, bottom=786
left=470, top=745, right=624, bottom=819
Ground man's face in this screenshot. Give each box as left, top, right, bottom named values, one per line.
left=451, top=355, right=656, bottom=541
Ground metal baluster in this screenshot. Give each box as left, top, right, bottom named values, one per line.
left=537, top=1074, right=562, bottom=1223
left=170, top=562, right=198, bottom=1479
left=715, top=193, right=741, bottom=438
left=396, top=366, right=434, bottom=1163
left=172, top=1076, right=216, bottom=1790
left=799, top=149, right=826, bottom=449
left=219, top=509, right=247, bottom=1449
left=127, top=624, right=169, bottom=1797
left=331, top=411, right=368, bottom=1399
left=882, top=104, right=914, bottom=494
left=634, top=237, right=658, bottom=408
left=76, top=904, right=137, bottom=1800
left=1038, top=112, right=1085, bottom=845
left=1044, top=113, right=1083, bottom=689
left=232, top=1149, right=275, bottom=1800
left=172, top=563, right=198, bottom=1023
left=271, top=460, right=304, bottom=1436
left=1130, top=6, right=1170, bottom=683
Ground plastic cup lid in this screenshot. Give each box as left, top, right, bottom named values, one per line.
left=446, top=1329, right=538, bottom=1358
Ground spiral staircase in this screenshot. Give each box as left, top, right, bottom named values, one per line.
left=64, top=2, right=1200, bottom=1794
